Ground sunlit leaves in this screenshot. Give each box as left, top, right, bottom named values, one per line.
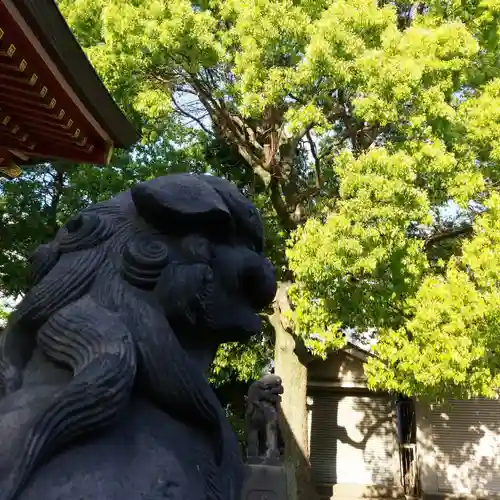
left=366, top=194, right=500, bottom=400
left=56, top=0, right=500, bottom=399
left=288, top=149, right=429, bottom=338
left=209, top=333, right=273, bottom=386
left=353, top=22, right=478, bottom=127
left=58, top=0, right=480, bottom=144
left=458, top=78, right=500, bottom=165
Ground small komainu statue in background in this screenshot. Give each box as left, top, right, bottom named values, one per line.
left=245, top=374, right=284, bottom=463
left=0, top=174, right=276, bottom=500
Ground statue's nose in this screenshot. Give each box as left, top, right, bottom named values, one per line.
left=240, top=256, right=277, bottom=310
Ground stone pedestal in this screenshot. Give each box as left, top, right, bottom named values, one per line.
left=241, top=463, right=288, bottom=500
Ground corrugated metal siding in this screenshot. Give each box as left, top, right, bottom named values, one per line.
left=308, top=391, right=397, bottom=486
left=431, top=399, right=500, bottom=494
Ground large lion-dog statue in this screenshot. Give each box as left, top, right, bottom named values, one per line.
left=0, top=174, right=276, bottom=500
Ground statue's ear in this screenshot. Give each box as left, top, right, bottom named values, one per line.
left=198, top=175, right=264, bottom=253
left=131, top=174, right=233, bottom=235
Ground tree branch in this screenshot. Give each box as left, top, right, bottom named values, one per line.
left=306, top=130, right=321, bottom=189
left=170, top=94, right=214, bottom=136
left=47, top=168, right=65, bottom=238
left=424, top=225, right=473, bottom=249
left=270, top=178, right=297, bottom=232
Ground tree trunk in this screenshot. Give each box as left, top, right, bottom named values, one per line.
left=272, top=283, right=319, bottom=500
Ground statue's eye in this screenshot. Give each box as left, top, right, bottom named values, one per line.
left=66, top=215, right=84, bottom=233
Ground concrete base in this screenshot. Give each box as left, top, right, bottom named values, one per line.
left=315, top=483, right=406, bottom=500
left=241, top=463, right=288, bottom=500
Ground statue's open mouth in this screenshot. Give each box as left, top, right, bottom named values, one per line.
left=165, top=297, right=263, bottom=345
left=207, top=305, right=263, bottom=342
left=153, top=240, right=276, bottom=345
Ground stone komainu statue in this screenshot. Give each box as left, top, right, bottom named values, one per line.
left=0, top=174, right=276, bottom=500
left=245, top=374, right=283, bottom=462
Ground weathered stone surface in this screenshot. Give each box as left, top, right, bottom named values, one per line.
left=0, top=174, right=277, bottom=500
left=241, top=464, right=288, bottom=500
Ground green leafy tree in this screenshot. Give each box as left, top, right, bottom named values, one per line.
left=286, top=8, right=500, bottom=403
left=56, top=0, right=500, bottom=497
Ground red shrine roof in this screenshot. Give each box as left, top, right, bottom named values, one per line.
left=0, top=0, right=138, bottom=178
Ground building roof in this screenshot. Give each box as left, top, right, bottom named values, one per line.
left=343, top=327, right=377, bottom=355
left=0, top=0, right=138, bottom=177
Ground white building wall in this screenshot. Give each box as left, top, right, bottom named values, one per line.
left=416, top=398, right=500, bottom=499
left=308, top=350, right=404, bottom=500
left=415, top=400, right=440, bottom=495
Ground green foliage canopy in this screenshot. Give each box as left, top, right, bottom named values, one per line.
left=52, top=0, right=500, bottom=400
left=285, top=2, right=500, bottom=400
